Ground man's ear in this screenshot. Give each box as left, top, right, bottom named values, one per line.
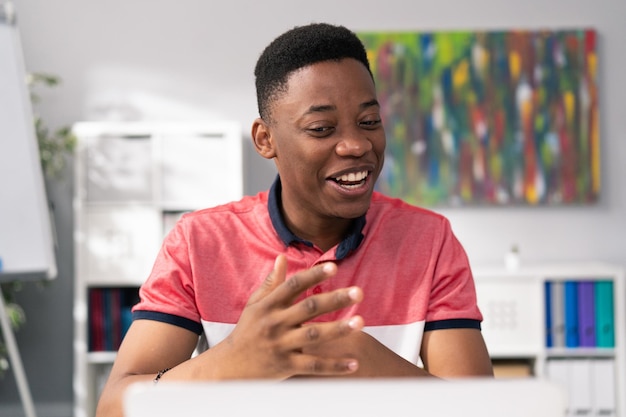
left=251, top=118, right=276, bottom=160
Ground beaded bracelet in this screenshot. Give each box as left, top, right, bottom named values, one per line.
left=153, top=367, right=172, bottom=384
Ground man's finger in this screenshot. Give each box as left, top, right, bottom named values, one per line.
left=290, top=353, right=359, bottom=376
left=247, top=254, right=287, bottom=305
left=280, top=315, right=364, bottom=351
left=265, top=262, right=338, bottom=308
left=281, top=286, right=363, bottom=328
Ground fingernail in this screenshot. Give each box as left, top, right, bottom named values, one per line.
left=348, top=287, right=361, bottom=300
left=348, top=317, right=361, bottom=329
left=322, top=263, right=334, bottom=273
left=347, top=360, right=358, bottom=371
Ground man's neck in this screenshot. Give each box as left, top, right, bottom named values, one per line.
left=282, top=210, right=353, bottom=252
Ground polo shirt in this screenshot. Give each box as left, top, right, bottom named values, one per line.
left=133, top=178, right=482, bottom=364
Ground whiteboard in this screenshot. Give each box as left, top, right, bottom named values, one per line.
left=0, top=5, right=57, bottom=282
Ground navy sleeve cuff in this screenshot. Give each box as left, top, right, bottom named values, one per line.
left=424, top=318, right=482, bottom=332
left=132, top=310, right=203, bottom=335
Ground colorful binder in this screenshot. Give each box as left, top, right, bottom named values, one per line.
left=564, top=281, right=579, bottom=348
left=89, top=288, right=104, bottom=351
left=595, top=281, right=615, bottom=348
left=551, top=281, right=565, bottom=347
left=545, top=281, right=553, bottom=347
left=577, top=281, right=596, bottom=347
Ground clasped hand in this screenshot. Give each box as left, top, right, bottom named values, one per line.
left=219, top=254, right=364, bottom=379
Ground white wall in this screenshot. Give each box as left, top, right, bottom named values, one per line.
left=15, top=0, right=625, bottom=267
left=3, top=0, right=625, bottom=412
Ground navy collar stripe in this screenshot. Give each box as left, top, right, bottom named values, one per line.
left=267, top=175, right=365, bottom=260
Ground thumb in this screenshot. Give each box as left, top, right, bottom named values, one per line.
left=247, top=254, right=287, bottom=305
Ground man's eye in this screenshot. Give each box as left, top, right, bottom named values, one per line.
left=308, top=126, right=334, bottom=135
left=360, top=119, right=382, bottom=128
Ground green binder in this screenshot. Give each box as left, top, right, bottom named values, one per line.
left=594, top=281, right=614, bottom=348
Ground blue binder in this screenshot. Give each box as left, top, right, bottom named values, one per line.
left=545, top=281, right=553, bottom=347
left=564, top=281, right=579, bottom=348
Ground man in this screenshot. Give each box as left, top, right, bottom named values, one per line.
left=96, top=22, right=493, bottom=417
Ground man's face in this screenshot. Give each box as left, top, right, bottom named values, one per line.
left=266, top=58, right=386, bottom=223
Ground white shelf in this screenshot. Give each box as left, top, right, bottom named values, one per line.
left=72, top=121, right=243, bottom=417
left=474, top=263, right=625, bottom=417
left=86, top=351, right=117, bottom=364
left=545, top=348, right=615, bottom=358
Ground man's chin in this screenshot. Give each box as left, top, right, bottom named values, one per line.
left=332, top=202, right=371, bottom=220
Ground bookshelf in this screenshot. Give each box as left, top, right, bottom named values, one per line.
left=474, top=263, right=625, bottom=417
left=72, top=121, right=243, bottom=417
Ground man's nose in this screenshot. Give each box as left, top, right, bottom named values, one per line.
left=335, top=128, right=373, bottom=157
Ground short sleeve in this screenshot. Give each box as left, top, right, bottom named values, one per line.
left=424, top=218, right=483, bottom=331
left=132, top=217, right=203, bottom=334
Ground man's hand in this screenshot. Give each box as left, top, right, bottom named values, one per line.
left=297, top=330, right=430, bottom=378
left=210, top=254, right=365, bottom=379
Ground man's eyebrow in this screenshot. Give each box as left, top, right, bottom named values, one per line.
left=304, top=99, right=380, bottom=115
left=361, top=99, right=380, bottom=109
left=305, top=104, right=336, bottom=115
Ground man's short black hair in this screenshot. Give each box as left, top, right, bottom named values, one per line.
left=254, top=22, right=372, bottom=121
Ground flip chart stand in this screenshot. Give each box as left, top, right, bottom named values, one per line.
left=0, top=283, right=37, bottom=417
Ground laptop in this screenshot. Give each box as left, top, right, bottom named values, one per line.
left=124, top=378, right=566, bottom=417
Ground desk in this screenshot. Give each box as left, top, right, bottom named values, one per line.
left=124, top=378, right=566, bottom=417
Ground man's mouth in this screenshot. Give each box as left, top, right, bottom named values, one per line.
left=331, top=170, right=369, bottom=189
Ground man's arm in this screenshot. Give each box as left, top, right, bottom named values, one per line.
left=299, top=327, right=493, bottom=378
left=95, top=320, right=199, bottom=417
left=420, top=328, right=494, bottom=377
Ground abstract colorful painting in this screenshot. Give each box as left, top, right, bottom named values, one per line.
left=358, top=29, right=599, bottom=206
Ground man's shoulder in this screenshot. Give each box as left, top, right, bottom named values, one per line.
left=180, top=190, right=270, bottom=223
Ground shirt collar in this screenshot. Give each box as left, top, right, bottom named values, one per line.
left=268, top=175, right=366, bottom=260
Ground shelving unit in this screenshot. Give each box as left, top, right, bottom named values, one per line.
left=71, top=124, right=623, bottom=417
left=72, top=121, right=243, bottom=417
left=474, top=263, right=625, bottom=417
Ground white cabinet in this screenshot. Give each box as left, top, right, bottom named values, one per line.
left=474, top=263, right=625, bottom=417
left=72, top=121, right=243, bottom=417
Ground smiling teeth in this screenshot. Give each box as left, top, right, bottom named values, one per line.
left=335, top=170, right=368, bottom=182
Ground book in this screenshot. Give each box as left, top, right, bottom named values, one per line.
left=564, top=281, right=579, bottom=347
left=110, top=288, right=122, bottom=350
left=568, top=359, right=593, bottom=415
left=545, top=281, right=553, bottom=347
left=550, top=281, right=565, bottom=347
left=591, top=359, right=616, bottom=415
left=102, top=288, right=113, bottom=351
left=577, top=281, right=596, bottom=347
left=595, top=281, right=615, bottom=347
left=89, top=288, right=104, bottom=351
